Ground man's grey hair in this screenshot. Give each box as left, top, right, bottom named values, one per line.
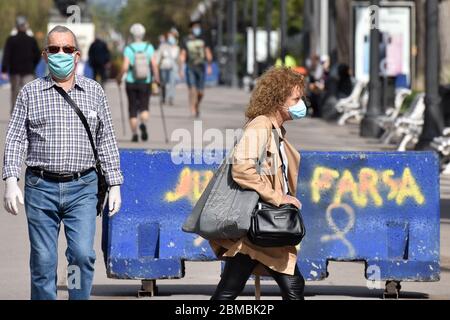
left=45, top=25, right=80, bottom=50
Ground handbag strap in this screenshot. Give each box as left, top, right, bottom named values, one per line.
left=53, top=85, right=100, bottom=166
left=273, top=127, right=290, bottom=196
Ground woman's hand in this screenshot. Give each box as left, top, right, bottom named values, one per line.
left=281, top=195, right=302, bottom=210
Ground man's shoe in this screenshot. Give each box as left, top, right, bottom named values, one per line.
left=131, top=134, right=139, bottom=143
left=140, top=124, right=148, bottom=141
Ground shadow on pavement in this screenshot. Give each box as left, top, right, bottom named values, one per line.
left=58, top=284, right=428, bottom=300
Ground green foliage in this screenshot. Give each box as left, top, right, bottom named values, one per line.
left=239, top=0, right=304, bottom=35
left=117, top=0, right=201, bottom=45
left=116, top=0, right=304, bottom=45
left=0, top=0, right=53, bottom=49
left=401, top=91, right=422, bottom=114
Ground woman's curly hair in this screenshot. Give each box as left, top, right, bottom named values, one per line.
left=245, top=66, right=305, bottom=120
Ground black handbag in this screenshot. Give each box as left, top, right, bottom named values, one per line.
left=54, top=85, right=109, bottom=216
left=248, top=135, right=306, bottom=247
left=248, top=202, right=305, bottom=247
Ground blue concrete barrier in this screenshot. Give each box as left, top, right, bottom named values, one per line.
left=103, top=150, right=440, bottom=283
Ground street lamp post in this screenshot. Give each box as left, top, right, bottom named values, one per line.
left=226, top=0, right=238, bottom=87
left=280, top=0, right=287, bottom=65
left=252, top=0, right=258, bottom=79
left=218, top=0, right=224, bottom=46
left=416, top=0, right=444, bottom=150
left=303, top=0, right=312, bottom=66
left=265, top=0, right=273, bottom=67
left=360, top=0, right=383, bottom=138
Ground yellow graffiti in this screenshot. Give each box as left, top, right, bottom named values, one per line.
left=333, top=169, right=383, bottom=207
left=311, top=167, right=340, bottom=203
left=165, top=168, right=214, bottom=205
left=359, top=168, right=383, bottom=206
left=382, top=170, right=399, bottom=201
left=381, top=168, right=425, bottom=206
left=334, top=170, right=363, bottom=207
left=396, top=168, right=425, bottom=206
left=311, top=167, right=425, bottom=208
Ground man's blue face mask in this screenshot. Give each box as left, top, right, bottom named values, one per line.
left=192, top=27, right=202, bottom=37
left=47, top=53, right=75, bottom=80
left=287, top=99, right=308, bottom=120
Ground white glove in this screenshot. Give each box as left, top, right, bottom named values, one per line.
left=108, top=185, right=122, bottom=217
left=4, top=177, right=24, bottom=216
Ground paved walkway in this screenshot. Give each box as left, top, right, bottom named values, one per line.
left=0, top=81, right=448, bottom=300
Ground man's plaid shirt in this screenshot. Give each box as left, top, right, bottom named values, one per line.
left=2, top=75, right=124, bottom=186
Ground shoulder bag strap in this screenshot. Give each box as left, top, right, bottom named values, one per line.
left=272, top=126, right=290, bottom=196
left=53, top=85, right=100, bottom=166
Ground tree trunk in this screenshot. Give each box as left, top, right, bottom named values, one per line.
left=414, top=0, right=426, bottom=91
left=335, top=0, right=351, bottom=65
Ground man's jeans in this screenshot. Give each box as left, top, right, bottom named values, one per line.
left=24, top=168, right=98, bottom=300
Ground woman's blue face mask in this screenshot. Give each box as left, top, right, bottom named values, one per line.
left=168, top=36, right=177, bottom=45
left=286, top=99, right=308, bottom=120
left=47, top=53, right=75, bottom=80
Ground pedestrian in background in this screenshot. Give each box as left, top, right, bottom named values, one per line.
left=168, top=28, right=181, bottom=106
left=179, top=20, right=213, bottom=118
left=155, top=32, right=179, bottom=106
left=2, top=26, right=123, bottom=300
left=117, top=23, right=159, bottom=143
left=1, top=16, right=41, bottom=114
left=88, top=37, right=111, bottom=87
left=306, top=54, right=326, bottom=118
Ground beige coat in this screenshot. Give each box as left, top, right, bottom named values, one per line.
left=210, top=115, right=301, bottom=275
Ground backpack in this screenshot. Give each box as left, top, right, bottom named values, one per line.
left=129, top=43, right=150, bottom=81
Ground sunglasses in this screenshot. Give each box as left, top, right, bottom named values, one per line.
left=45, top=46, right=78, bottom=54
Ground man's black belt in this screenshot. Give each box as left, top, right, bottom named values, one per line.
left=28, top=167, right=96, bottom=183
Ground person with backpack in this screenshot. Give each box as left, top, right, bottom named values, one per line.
left=117, top=23, right=159, bottom=143
left=179, top=20, right=213, bottom=118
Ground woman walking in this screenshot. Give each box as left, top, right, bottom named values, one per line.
left=210, top=67, right=308, bottom=300
left=155, top=31, right=180, bottom=106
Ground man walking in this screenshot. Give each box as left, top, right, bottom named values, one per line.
left=180, top=20, right=213, bottom=118
left=1, top=16, right=41, bottom=114
left=2, top=26, right=123, bottom=300
left=88, top=37, right=111, bottom=86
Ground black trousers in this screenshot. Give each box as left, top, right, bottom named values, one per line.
left=211, top=253, right=305, bottom=300
left=126, top=83, right=151, bottom=118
